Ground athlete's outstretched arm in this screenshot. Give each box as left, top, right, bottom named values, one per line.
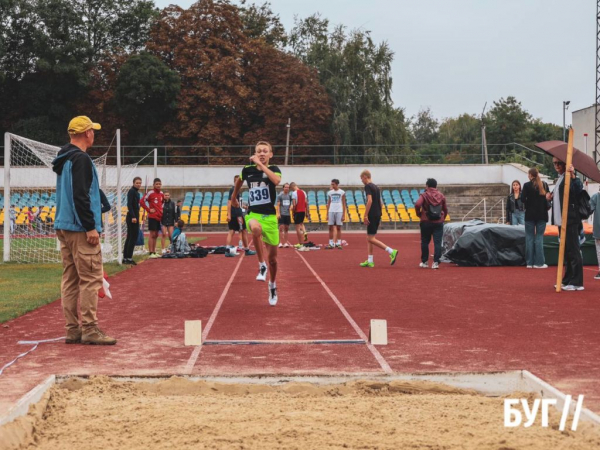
left=251, top=156, right=281, bottom=185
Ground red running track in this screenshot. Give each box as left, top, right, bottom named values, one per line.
left=0, top=232, right=599, bottom=414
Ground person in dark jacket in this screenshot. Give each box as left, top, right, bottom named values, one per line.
left=52, top=116, right=116, bottom=345
left=414, top=178, right=448, bottom=270
left=161, top=191, right=177, bottom=251
left=521, top=168, right=549, bottom=269
left=123, top=177, right=142, bottom=265
left=506, top=180, right=525, bottom=225
left=175, top=199, right=182, bottom=223
left=546, top=157, right=584, bottom=290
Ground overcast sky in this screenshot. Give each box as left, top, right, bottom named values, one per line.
left=154, top=0, right=595, bottom=126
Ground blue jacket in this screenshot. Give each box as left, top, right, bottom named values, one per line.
left=52, top=144, right=102, bottom=233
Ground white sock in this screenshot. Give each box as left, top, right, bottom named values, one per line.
left=385, top=247, right=393, bottom=255
left=368, top=255, right=374, bottom=263
left=269, top=281, right=276, bottom=288
left=329, top=239, right=334, bottom=246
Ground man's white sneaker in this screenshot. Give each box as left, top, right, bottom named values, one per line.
left=283, top=243, right=290, bottom=248
left=419, top=262, right=428, bottom=268
left=256, top=264, right=268, bottom=281
left=269, top=286, right=278, bottom=306
left=278, top=243, right=283, bottom=248
left=563, top=285, right=584, bottom=291
left=526, top=265, right=533, bottom=269
left=533, top=264, right=548, bottom=269
left=432, top=262, right=439, bottom=270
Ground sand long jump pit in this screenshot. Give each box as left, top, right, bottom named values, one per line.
left=1, top=373, right=600, bottom=450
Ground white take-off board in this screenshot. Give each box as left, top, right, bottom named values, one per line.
left=185, top=320, right=202, bottom=346
left=369, top=319, right=388, bottom=345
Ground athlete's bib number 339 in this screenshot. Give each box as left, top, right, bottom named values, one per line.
left=249, top=186, right=270, bottom=205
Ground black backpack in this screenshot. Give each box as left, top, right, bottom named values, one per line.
left=426, top=201, right=442, bottom=220
left=578, top=190, right=592, bottom=220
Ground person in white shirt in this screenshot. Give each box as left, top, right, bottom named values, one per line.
left=325, top=179, right=346, bottom=249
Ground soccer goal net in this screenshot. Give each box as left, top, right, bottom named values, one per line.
left=2, top=132, right=141, bottom=264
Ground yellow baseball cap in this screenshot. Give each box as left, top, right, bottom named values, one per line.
left=68, top=116, right=101, bottom=134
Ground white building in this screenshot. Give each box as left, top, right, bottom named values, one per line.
left=571, top=104, right=597, bottom=161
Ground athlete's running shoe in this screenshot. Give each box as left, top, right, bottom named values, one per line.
left=390, top=249, right=398, bottom=265
left=278, top=243, right=283, bottom=248
left=245, top=249, right=256, bottom=256
left=432, top=262, right=439, bottom=270
left=256, top=263, right=268, bottom=281
left=149, top=253, right=160, bottom=259
left=419, top=262, right=428, bottom=268
left=283, top=243, right=290, bottom=248
left=563, top=285, right=585, bottom=291
left=294, top=243, right=302, bottom=249
left=269, top=286, right=278, bottom=306
left=336, top=244, right=343, bottom=250
left=325, top=244, right=335, bottom=249
left=595, top=272, right=600, bottom=280
left=359, top=260, right=374, bottom=268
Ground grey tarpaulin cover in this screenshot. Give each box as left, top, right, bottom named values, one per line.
left=442, top=220, right=526, bottom=266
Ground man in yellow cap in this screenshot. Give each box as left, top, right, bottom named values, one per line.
left=51, top=116, right=117, bottom=345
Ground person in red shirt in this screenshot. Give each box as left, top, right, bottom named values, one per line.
left=140, top=178, right=164, bottom=258
left=290, top=182, right=309, bottom=247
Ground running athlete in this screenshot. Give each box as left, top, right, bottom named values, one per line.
left=140, top=178, right=164, bottom=258
left=231, top=142, right=281, bottom=306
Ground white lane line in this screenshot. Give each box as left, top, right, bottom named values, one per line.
left=295, top=252, right=393, bottom=374
left=183, top=255, right=245, bottom=374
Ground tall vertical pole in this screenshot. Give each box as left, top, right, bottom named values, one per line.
left=595, top=0, right=600, bottom=164
left=285, top=118, right=291, bottom=165
left=563, top=102, right=566, bottom=142
left=556, top=128, right=575, bottom=293
left=117, top=130, right=123, bottom=264
left=153, top=148, right=158, bottom=180
left=3, top=133, right=11, bottom=262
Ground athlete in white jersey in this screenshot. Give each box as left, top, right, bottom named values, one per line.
left=326, top=179, right=346, bottom=249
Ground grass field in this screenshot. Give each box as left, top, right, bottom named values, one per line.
left=0, top=236, right=206, bottom=323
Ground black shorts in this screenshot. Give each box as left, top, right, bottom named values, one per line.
left=278, top=215, right=291, bottom=226
left=148, top=218, right=161, bottom=232
left=293, top=212, right=306, bottom=224
left=228, top=216, right=246, bottom=231
left=367, top=216, right=381, bottom=235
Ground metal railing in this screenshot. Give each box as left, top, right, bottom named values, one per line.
left=0, top=143, right=550, bottom=166
left=461, top=198, right=506, bottom=223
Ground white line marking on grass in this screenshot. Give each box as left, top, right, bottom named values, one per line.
left=295, top=252, right=393, bottom=374
left=183, top=255, right=245, bottom=374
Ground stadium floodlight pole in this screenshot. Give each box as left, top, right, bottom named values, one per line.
left=3, top=133, right=11, bottom=262
left=153, top=148, right=157, bottom=179
left=556, top=127, right=575, bottom=293
left=117, top=129, right=123, bottom=264
left=285, top=118, right=291, bottom=165
left=562, top=101, right=570, bottom=142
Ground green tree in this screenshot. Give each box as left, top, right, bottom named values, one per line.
left=114, top=53, right=180, bottom=145
left=289, top=14, right=409, bottom=160
left=486, top=96, right=531, bottom=158
left=0, top=0, right=157, bottom=144
left=238, top=0, right=287, bottom=48
left=411, top=108, right=439, bottom=144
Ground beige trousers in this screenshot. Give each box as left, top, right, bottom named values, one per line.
left=56, top=230, right=103, bottom=332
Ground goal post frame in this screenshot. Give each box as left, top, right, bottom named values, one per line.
left=3, top=132, right=11, bottom=262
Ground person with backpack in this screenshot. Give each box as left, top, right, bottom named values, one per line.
left=546, top=157, right=584, bottom=290
left=415, top=178, right=448, bottom=269
left=521, top=168, right=550, bottom=269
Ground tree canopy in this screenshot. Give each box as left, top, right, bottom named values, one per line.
left=0, top=0, right=564, bottom=166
